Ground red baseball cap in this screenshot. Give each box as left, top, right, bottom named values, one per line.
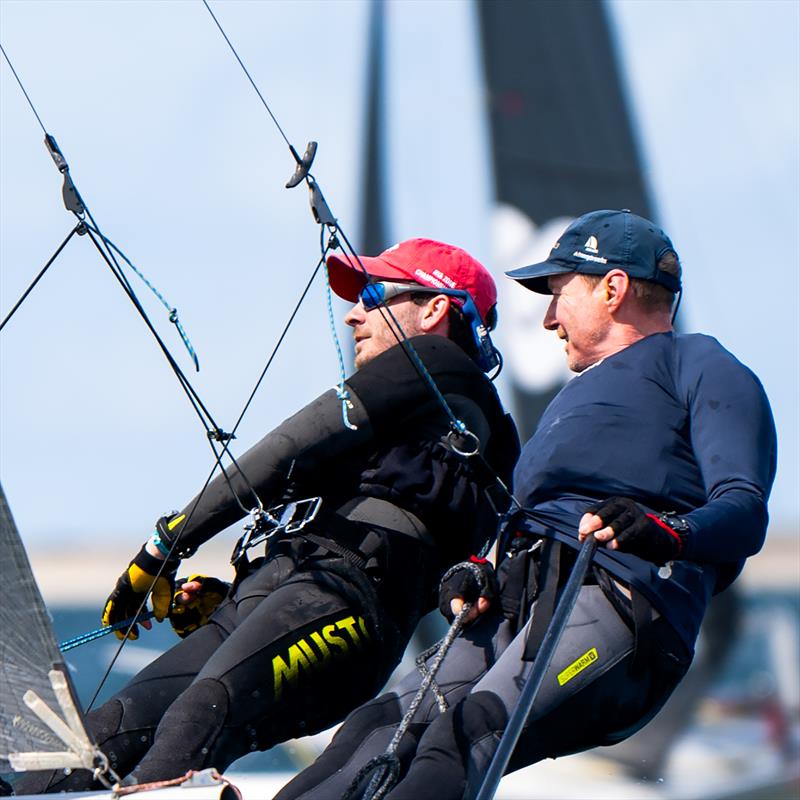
left=326, top=238, right=497, bottom=323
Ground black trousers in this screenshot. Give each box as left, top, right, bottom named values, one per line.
left=16, top=551, right=402, bottom=794
left=276, top=585, right=692, bottom=800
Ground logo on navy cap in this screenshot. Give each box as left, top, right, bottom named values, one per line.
left=573, top=232, right=607, bottom=264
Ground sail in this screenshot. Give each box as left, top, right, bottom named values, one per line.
left=0, top=482, right=100, bottom=777
left=477, top=0, right=654, bottom=438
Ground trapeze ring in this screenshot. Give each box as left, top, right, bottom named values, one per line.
left=447, top=428, right=480, bottom=457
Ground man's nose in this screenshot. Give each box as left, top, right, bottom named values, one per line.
left=344, top=302, right=364, bottom=327
left=542, top=298, right=558, bottom=330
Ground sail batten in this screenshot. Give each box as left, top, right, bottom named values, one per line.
left=0, top=483, right=103, bottom=780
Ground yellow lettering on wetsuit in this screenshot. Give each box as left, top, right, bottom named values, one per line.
left=272, top=615, right=370, bottom=699
left=336, top=616, right=364, bottom=647
left=309, top=631, right=332, bottom=662
left=322, top=624, right=348, bottom=653
left=557, top=647, right=598, bottom=686
left=273, top=644, right=312, bottom=699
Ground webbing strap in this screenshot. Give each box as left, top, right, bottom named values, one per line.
left=522, top=539, right=562, bottom=661
left=522, top=538, right=656, bottom=668
left=298, top=531, right=369, bottom=573
left=630, top=587, right=653, bottom=674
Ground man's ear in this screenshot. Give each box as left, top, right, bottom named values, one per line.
left=419, top=294, right=451, bottom=333
left=603, top=270, right=630, bottom=312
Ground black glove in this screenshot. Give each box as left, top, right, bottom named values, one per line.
left=168, top=574, right=230, bottom=638
left=585, top=497, right=689, bottom=565
left=438, top=557, right=498, bottom=623
left=102, top=543, right=179, bottom=640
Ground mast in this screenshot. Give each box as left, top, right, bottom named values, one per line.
left=360, top=0, right=389, bottom=257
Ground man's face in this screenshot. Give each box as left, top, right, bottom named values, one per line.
left=344, top=284, right=427, bottom=369
left=543, top=274, right=611, bottom=372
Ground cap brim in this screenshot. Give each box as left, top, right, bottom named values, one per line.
left=326, top=253, right=412, bottom=303
left=504, top=261, right=576, bottom=294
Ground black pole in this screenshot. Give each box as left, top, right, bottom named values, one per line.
left=475, top=535, right=598, bottom=800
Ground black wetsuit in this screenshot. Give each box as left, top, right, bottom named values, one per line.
left=276, top=332, right=776, bottom=800
left=16, top=335, right=518, bottom=794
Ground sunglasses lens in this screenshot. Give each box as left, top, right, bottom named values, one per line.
left=360, top=283, right=384, bottom=309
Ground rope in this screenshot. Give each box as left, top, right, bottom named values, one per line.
left=5, top=7, right=522, bottom=735
left=341, top=602, right=473, bottom=800
left=199, top=0, right=523, bottom=550
left=200, top=0, right=296, bottom=155
left=59, top=611, right=156, bottom=652
left=84, top=224, right=199, bottom=371
left=0, top=43, right=48, bottom=134
left=0, top=224, right=83, bottom=332
left=329, top=233, right=471, bottom=436
left=322, top=241, right=358, bottom=430
left=199, top=3, right=474, bottom=440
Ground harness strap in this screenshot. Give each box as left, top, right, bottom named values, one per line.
left=297, top=530, right=369, bottom=572
left=630, top=587, right=654, bottom=674
left=522, top=539, right=562, bottom=661
left=523, top=538, right=655, bottom=671
left=592, top=561, right=654, bottom=675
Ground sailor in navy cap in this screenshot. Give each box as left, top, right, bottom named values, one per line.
left=276, top=209, right=777, bottom=800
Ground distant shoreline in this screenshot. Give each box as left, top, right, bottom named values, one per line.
left=26, top=528, right=799, bottom=606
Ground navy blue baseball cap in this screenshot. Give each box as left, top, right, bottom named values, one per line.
left=505, top=209, right=682, bottom=294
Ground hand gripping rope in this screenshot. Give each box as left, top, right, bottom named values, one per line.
left=59, top=611, right=156, bottom=653
left=1, top=1, right=520, bottom=719
left=340, top=602, right=475, bottom=800
left=342, top=560, right=492, bottom=800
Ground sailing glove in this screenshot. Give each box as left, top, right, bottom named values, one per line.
left=169, top=574, right=230, bottom=638
left=438, top=556, right=498, bottom=623
left=102, top=543, right=179, bottom=640
left=585, top=497, right=689, bottom=565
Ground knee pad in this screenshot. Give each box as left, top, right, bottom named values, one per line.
left=131, top=678, right=231, bottom=782
left=161, top=676, right=230, bottom=734
left=455, top=691, right=509, bottom=742
left=88, top=697, right=125, bottom=743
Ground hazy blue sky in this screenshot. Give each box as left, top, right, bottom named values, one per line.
left=1, top=0, right=797, bottom=548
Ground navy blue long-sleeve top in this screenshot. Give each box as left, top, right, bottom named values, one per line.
left=513, top=332, right=777, bottom=651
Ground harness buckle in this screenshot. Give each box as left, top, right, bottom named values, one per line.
left=230, top=497, right=322, bottom=565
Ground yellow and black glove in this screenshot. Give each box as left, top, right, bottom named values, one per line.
left=168, top=574, right=230, bottom=638
left=102, top=544, right=179, bottom=640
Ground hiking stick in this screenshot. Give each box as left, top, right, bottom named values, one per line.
left=475, top=535, right=598, bottom=800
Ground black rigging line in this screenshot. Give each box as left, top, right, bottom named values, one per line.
left=0, top=36, right=307, bottom=709
left=199, top=1, right=471, bottom=436
left=201, top=0, right=298, bottom=159
left=0, top=47, right=271, bottom=521
left=0, top=43, right=266, bottom=506
left=0, top=224, right=84, bottom=332
left=0, top=43, right=48, bottom=133
left=4, top=10, right=517, bottom=716
left=199, top=1, right=520, bottom=518
left=230, top=252, right=326, bottom=439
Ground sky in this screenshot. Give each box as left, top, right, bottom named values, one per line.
left=1, top=0, right=798, bottom=548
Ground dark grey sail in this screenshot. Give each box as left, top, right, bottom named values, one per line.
left=476, top=0, right=654, bottom=438
left=0, top=482, right=103, bottom=779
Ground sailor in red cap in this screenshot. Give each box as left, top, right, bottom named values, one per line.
left=327, top=238, right=500, bottom=372
left=14, top=239, right=519, bottom=794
